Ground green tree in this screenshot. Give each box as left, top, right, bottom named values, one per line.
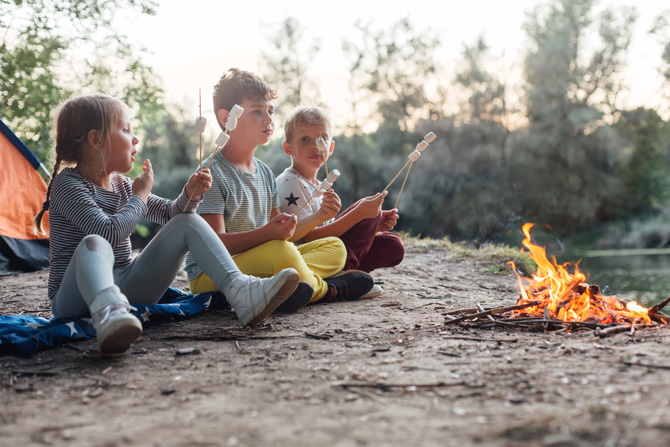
left=515, top=0, right=635, bottom=232
left=259, top=16, right=321, bottom=124
left=0, top=0, right=161, bottom=166
left=615, top=107, right=670, bottom=217
left=455, top=36, right=509, bottom=127
left=650, top=10, right=670, bottom=100
left=342, top=18, right=442, bottom=134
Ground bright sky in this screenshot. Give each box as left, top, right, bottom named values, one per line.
left=120, top=0, right=667, bottom=131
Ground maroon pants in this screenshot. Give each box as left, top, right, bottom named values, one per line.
left=335, top=201, right=405, bottom=273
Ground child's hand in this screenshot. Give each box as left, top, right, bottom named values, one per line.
left=186, top=169, right=212, bottom=198
left=317, top=190, right=341, bottom=222
left=378, top=209, right=399, bottom=232
left=132, top=159, right=154, bottom=203
left=267, top=213, right=297, bottom=240
left=355, top=190, right=388, bottom=220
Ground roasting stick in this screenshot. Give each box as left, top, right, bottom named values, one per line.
left=394, top=162, right=414, bottom=209
left=194, top=88, right=207, bottom=171
left=293, top=169, right=341, bottom=216
left=316, top=136, right=329, bottom=177
left=392, top=132, right=436, bottom=208
left=184, top=104, right=244, bottom=210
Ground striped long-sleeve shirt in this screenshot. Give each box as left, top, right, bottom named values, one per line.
left=47, top=167, right=194, bottom=299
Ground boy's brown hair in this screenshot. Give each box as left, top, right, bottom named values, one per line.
left=283, top=106, right=332, bottom=143
left=212, top=68, right=277, bottom=130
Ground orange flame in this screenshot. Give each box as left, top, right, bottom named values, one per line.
left=510, top=223, right=652, bottom=326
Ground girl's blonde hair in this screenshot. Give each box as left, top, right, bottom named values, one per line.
left=34, top=94, right=127, bottom=234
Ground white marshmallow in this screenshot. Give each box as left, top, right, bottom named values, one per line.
left=225, top=116, right=237, bottom=131
left=230, top=104, right=244, bottom=119
left=320, top=180, right=333, bottom=191
left=316, top=136, right=328, bottom=154
left=313, top=189, right=325, bottom=198
left=424, top=132, right=436, bottom=143
left=408, top=149, right=421, bottom=162
left=416, top=140, right=429, bottom=151
left=326, top=169, right=340, bottom=183
left=215, top=132, right=230, bottom=147
left=195, top=116, right=207, bottom=132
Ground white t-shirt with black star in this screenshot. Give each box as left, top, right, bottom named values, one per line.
left=276, top=166, right=333, bottom=225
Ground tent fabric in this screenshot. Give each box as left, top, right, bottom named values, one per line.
left=0, top=236, right=49, bottom=274
left=0, top=119, right=50, bottom=273
left=0, top=288, right=229, bottom=356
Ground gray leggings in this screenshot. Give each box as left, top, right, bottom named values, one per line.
left=52, top=213, right=242, bottom=319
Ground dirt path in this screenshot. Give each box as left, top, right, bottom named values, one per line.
left=1, top=244, right=669, bottom=447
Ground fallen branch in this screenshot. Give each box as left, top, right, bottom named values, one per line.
left=649, top=296, right=670, bottom=314
left=622, top=360, right=670, bottom=371
left=595, top=325, right=632, bottom=338
left=444, top=301, right=540, bottom=325
left=334, top=381, right=465, bottom=391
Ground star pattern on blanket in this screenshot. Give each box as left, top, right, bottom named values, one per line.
left=285, top=192, right=300, bottom=207
left=0, top=289, right=226, bottom=356
left=140, top=308, right=151, bottom=323
left=65, top=321, right=79, bottom=336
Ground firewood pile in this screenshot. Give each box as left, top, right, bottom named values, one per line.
left=444, top=297, right=670, bottom=338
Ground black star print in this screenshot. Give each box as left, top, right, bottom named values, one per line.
left=285, top=192, right=300, bottom=207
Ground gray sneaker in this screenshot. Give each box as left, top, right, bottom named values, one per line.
left=91, top=301, right=142, bottom=354
left=225, top=268, right=300, bottom=327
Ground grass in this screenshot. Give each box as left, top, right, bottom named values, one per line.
left=400, top=233, right=536, bottom=276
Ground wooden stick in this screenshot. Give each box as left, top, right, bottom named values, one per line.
left=445, top=301, right=540, bottom=316
left=322, top=154, right=329, bottom=177
left=394, top=161, right=414, bottom=208
left=649, top=296, right=670, bottom=314
left=198, top=88, right=203, bottom=171
left=595, top=325, right=633, bottom=338
left=383, top=159, right=411, bottom=192
left=443, top=301, right=540, bottom=325
left=293, top=192, right=315, bottom=216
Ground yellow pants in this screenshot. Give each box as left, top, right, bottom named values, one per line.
left=189, top=238, right=346, bottom=303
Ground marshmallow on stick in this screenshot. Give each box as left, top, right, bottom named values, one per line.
left=390, top=132, right=437, bottom=208
left=293, top=169, right=341, bottom=215
left=383, top=132, right=436, bottom=194
left=316, top=136, right=329, bottom=176
left=184, top=104, right=244, bottom=210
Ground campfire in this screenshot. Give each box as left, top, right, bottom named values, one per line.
left=445, top=223, right=669, bottom=336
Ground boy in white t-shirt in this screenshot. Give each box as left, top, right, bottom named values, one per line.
left=276, top=106, right=405, bottom=297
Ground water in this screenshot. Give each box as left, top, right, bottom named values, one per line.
left=561, top=249, right=670, bottom=307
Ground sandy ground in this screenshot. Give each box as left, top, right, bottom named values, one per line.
left=1, top=243, right=670, bottom=447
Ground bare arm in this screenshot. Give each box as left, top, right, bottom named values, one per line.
left=301, top=191, right=388, bottom=243
left=201, top=210, right=296, bottom=256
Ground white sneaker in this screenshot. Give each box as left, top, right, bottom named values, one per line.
left=360, top=284, right=383, bottom=299
left=224, top=268, right=300, bottom=327
left=91, top=301, right=142, bottom=354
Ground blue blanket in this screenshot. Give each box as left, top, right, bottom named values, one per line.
left=0, top=288, right=228, bottom=356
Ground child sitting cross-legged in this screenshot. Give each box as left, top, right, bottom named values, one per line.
left=184, top=69, right=374, bottom=308
left=35, top=94, right=301, bottom=354
left=276, top=106, right=405, bottom=298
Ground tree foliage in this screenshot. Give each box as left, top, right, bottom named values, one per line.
left=259, top=16, right=321, bottom=124
left=342, top=18, right=442, bottom=133
left=0, top=0, right=161, bottom=167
